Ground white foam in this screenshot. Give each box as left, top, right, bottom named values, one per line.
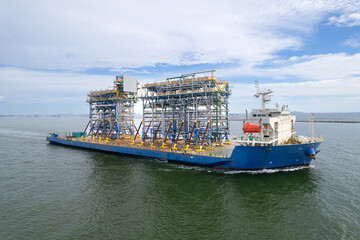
left=223, top=165, right=314, bottom=175
left=156, top=161, right=315, bottom=174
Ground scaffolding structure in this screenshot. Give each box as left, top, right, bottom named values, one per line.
left=140, top=70, right=231, bottom=147
left=86, top=75, right=138, bottom=140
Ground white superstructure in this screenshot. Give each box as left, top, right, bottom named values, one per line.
left=235, top=82, right=296, bottom=146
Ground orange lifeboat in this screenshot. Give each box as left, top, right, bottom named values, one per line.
left=243, top=122, right=261, bottom=133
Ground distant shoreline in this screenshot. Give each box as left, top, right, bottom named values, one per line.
left=296, top=120, right=360, bottom=123
left=230, top=118, right=360, bottom=123
left=0, top=115, right=359, bottom=124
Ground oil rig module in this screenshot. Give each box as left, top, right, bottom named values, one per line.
left=47, top=70, right=322, bottom=170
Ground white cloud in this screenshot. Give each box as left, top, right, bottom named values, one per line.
left=225, top=52, right=360, bottom=112
left=0, top=0, right=358, bottom=71
left=230, top=93, right=360, bottom=112
left=0, top=66, right=183, bottom=103
left=1, top=1, right=360, bottom=113
left=342, top=35, right=360, bottom=48
left=328, top=12, right=360, bottom=26
left=223, top=53, right=360, bottom=81
left=232, top=79, right=350, bottom=98
left=230, top=80, right=360, bottom=112
left=0, top=96, right=5, bottom=101
left=263, top=53, right=360, bottom=81
left=1, top=54, right=359, bottom=113
left=0, top=67, right=114, bottom=104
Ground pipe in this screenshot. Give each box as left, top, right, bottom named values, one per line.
left=174, top=119, right=184, bottom=145
left=133, top=120, right=143, bottom=141
left=94, top=120, right=103, bottom=138
left=163, top=119, right=173, bottom=143
left=80, top=119, right=91, bottom=138
left=87, top=119, right=97, bottom=137
left=143, top=120, right=152, bottom=141
left=200, top=119, right=210, bottom=146
left=99, top=120, right=110, bottom=139
left=106, top=120, right=117, bottom=140
left=187, top=119, right=197, bottom=145
left=153, top=120, right=162, bottom=142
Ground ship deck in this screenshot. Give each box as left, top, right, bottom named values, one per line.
left=60, top=137, right=236, bottom=158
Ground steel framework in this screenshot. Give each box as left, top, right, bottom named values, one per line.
left=86, top=75, right=138, bottom=140
left=140, top=70, right=231, bottom=147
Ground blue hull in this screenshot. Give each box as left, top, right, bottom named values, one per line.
left=46, top=134, right=321, bottom=170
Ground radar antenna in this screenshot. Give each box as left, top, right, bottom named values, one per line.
left=255, top=81, right=273, bottom=110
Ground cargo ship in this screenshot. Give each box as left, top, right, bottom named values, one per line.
left=46, top=70, right=322, bottom=170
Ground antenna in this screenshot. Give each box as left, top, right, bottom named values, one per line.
left=255, top=80, right=259, bottom=92
left=255, top=81, right=273, bottom=110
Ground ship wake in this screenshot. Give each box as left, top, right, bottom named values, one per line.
left=223, top=165, right=315, bottom=175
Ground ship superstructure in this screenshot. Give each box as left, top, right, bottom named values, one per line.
left=236, top=81, right=296, bottom=146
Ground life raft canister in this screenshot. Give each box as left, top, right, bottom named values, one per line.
left=243, top=122, right=261, bottom=133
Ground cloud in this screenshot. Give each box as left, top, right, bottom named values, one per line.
left=3, top=51, right=360, bottom=113
left=223, top=52, right=360, bottom=81
left=328, top=12, right=360, bottom=26
left=0, top=0, right=358, bottom=71
left=0, top=66, right=169, bottom=114
left=230, top=79, right=360, bottom=112
left=0, top=67, right=114, bottom=104
left=224, top=52, right=360, bottom=112
left=1, top=1, right=360, bottom=113
left=342, top=35, right=360, bottom=48
left=263, top=53, right=360, bottom=81
left=236, top=77, right=360, bottom=97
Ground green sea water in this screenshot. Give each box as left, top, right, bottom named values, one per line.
left=0, top=116, right=359, bottom=239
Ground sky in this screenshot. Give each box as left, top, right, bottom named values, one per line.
left=0, top=0, right=360, bottom=114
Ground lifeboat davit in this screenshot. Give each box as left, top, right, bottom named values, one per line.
left=243, top=122, right=261, bottom=133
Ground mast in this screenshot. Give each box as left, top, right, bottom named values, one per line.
left=255, top=80, right=273, bottom=110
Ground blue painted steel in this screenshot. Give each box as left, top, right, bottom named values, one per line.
left=46, top=134, right=321, bottom=170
